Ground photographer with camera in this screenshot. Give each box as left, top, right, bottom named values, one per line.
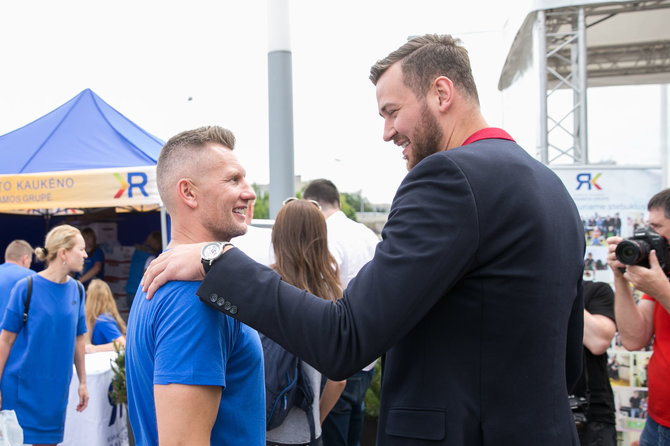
left=571, top=279, right=617, bottom=445
left=607, top=189, right=670, bottom=445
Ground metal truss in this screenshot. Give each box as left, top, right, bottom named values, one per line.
left=537, top=0, right=670, bottom=165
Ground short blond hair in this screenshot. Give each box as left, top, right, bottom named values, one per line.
left=4, top=240, right=32, bottom=262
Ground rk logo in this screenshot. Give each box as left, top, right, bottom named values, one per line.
left=576, top=173, right=602, bottom=191
left=113, top=172, right=149, bottom=199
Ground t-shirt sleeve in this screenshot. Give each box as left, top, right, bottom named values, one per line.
left=1, top=278, right=30, bottom=333
left=642, top=293, right=655, bottom=302
left=93, top=248, right=105, bottom=264
left=92, top=314, right=122, bottom=344
left=76, top=282, right=87, bottom=336
left=153, top=284, right=231, bottom=388
left=585, top=282, right=615, bottom=322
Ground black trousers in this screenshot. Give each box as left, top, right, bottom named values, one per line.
left=578, top=421, right=617, bottom=446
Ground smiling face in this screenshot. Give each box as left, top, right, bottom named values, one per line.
left=376, top=63, right=444, bottom=170
left=195, top=144, right=256, bottom=241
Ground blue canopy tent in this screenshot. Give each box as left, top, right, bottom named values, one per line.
left=0, top=88, right=167, bottom=251
left=0, top=88, right=162, bottom=175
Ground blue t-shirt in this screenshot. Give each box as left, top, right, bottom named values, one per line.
left=91, top=313, right=123, bottom=345
left=125, top=248, right=154, bottom=302
left=0, top=275, right=86, bottom=444
left=126, top=281, right=265, bottom=446
left=0, top=262, right=34, bottom=312
left=80, top=246, right=105, bottom=285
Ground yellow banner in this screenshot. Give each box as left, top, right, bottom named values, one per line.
left=0, top=166, right=161, bottom=212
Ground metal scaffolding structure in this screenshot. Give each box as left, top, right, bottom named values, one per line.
left=499, top=0, right=670, bottom=166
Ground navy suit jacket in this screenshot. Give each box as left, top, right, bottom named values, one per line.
left=198, top=138, right=585, bottom=445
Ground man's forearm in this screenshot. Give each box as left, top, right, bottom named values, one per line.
left=613, top=276, right=652, bottom=350
left=583, top=310, right=615, bottom=355
left=651, top=281, right=670, bottom=315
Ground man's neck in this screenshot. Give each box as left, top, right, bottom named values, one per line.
left=444, top=107, right=489, bottom=150
left=168, top=225, right=231, bottom=248
left=322, top=207, right=338, bottom=219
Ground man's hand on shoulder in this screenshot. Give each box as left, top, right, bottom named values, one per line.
left=142, top=242, right=208, bottom=300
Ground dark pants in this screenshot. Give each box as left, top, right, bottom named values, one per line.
left=322, top=368, right=375, bottom=446
left=578, top=421, right=617, bottom=446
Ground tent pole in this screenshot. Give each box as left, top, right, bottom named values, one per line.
left=160, top=206, right=168, bottom=249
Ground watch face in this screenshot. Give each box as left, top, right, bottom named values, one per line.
left=202, top=243, right=222, bottom=261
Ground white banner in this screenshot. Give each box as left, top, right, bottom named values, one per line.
left=553, top=166, right=662, bottom=216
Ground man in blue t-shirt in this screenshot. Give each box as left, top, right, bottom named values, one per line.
left=125, top=126, right=264, bottom=446
left=0, top=240, right=34, bottom=312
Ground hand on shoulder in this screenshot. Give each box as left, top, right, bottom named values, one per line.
left=142, top=242, right=208, bottom=300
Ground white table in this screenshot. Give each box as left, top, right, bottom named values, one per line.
left=60, top=351, right=129, bottom=446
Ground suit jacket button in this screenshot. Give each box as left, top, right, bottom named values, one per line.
left=230, top=306, right=238, bottom=315
left=216, top=297, right=225, bottom=307
left=209, top=293, right=218, bottom=303
left=224, top=301, right=232, bottom=311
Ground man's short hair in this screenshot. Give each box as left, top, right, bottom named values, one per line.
left=648, top=188, right=670, bottom=218
left=157, top=126, right=236, bottom=211
left=303, top=179, right=340, bottom=208
left=4, top=239, right=33, bottom=262
left=369, top=33, right=479, bottom=104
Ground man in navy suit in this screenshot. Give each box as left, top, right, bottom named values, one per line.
left=143, top=34, right=585, bottom=445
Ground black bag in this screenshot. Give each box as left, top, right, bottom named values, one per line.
left=260, top=334, right=316, bottom=440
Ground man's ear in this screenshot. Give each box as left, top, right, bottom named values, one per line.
left=177, top=178, right=198, bottom=209
left=434, top=76, right=454, bottom=112
left=21, top=254, right=32, bottom=269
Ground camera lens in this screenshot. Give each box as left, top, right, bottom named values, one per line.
left=616, top=240, right=650, bottom=265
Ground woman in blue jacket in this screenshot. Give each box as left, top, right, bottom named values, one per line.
left=0, top=224, right=89, bottom=446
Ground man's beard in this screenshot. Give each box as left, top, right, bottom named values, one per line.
left=408, top=102, right=444, bottom=170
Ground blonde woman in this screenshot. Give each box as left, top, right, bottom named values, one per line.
left=84, top=279, right=126, bottom=353
left=0, top=224, right=89, bottom=446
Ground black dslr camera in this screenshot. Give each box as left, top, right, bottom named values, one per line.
left=568, top=395, right=589, bottom=430
left=615, top=227, right=670, bottom=276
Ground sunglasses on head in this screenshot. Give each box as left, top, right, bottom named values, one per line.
left=282, top=197, right=322, bottom=210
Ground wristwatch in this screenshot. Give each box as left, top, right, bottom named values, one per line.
left=201, top=242, right=233, bottom=273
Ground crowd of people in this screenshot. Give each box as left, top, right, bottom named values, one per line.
left=142, top=34, right=586, bottom=446
left=0, top=227, right=131, bottom=445
left=584, top=213, right=622, bottom=243
left=0, top=33, right=668, bottom=446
